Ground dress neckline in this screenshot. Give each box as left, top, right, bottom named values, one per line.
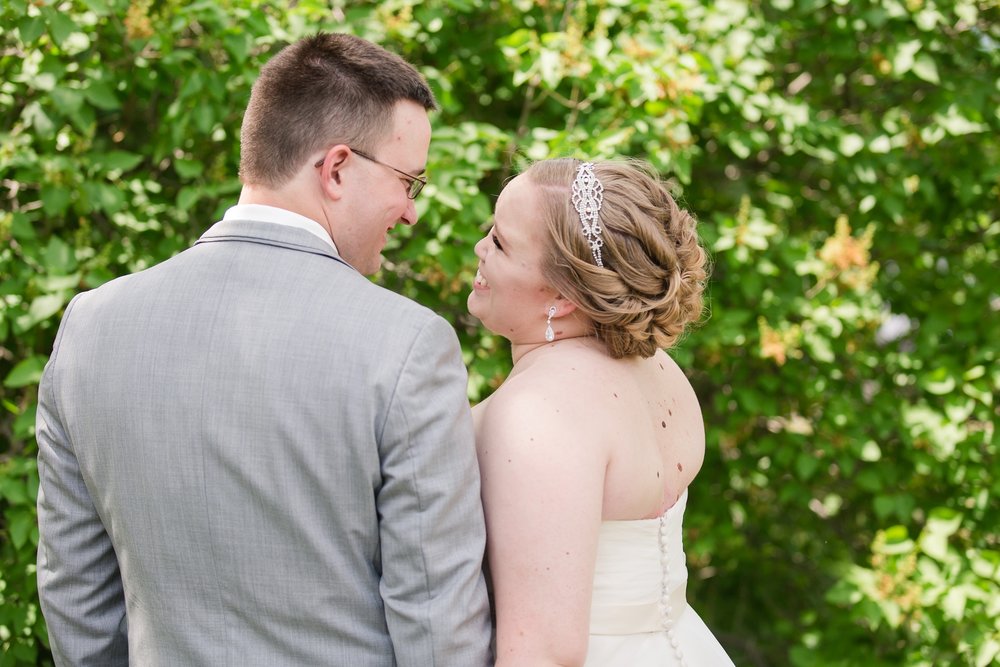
left=601, top=488, right=689, bottom=525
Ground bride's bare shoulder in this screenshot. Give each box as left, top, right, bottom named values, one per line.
left=477, top=344, right=623, bottom=445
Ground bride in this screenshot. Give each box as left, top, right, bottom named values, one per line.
left=469, top=158, right=735, bottom=666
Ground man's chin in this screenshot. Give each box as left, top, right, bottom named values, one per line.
left=355, top=254, right=383, bottom=276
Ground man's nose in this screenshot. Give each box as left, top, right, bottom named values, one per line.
left=400, top=198, right=418, bottom=226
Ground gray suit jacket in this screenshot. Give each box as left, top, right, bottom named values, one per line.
left=36, top=219, right=492, bottom=666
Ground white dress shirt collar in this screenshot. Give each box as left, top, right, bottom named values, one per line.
left=222, top=204, right=337, bottom=253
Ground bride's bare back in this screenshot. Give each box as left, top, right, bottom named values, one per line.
left=474, top=342, right=703, bottom=523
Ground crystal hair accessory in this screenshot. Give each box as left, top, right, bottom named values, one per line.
left=571, top=162, right=605, bottom=267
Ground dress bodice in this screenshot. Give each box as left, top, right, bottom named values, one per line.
left=585, top=490, right=734, bottom=665
left=589, top=490, right=690, bottom=664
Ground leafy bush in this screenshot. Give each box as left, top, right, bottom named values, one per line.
left=2, top=0, right=997, bottom=664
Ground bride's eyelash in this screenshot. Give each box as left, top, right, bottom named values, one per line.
left=491, top=233, right=503, bottom=251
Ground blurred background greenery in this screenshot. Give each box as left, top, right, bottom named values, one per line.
left=1, top=0, right=997, bottom=664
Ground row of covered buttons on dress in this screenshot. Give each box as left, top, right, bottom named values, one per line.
left=658, top=513, right=689, bottom=667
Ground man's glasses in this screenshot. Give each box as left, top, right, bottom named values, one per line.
left=315, top=148, right=427, bottom=199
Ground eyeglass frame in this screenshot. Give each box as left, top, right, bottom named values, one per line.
left=314, top=147, right=427, bottom=199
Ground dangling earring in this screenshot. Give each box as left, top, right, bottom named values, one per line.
left=544, top=306, right=557, bottom=342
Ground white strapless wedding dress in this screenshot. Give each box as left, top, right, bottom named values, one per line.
left=586, top=490, right=735, bottom=666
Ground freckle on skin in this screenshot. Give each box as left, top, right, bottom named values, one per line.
left=613, top=393, right=618, bottom=398
left=677, top=463, right=683, bottom=472
left=661, top=421, right=666, bottom=428
left=659, top=363, right=664, bottom=370
left=668, top=409, right=673, bottom=416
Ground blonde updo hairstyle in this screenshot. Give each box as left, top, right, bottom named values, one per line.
left=524, top=158, right=708, bottom=359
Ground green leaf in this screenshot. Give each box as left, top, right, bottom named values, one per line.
left=173, top=158, right=204, bottom=179
left=193, top=104, right=214, bottom=133
left=839, top=134, right=864, bottom=157
left=914, top=9, right=943, bottom=32
left=893, top=40, right=920, bottom=75
left=223, top=32, right=249, bottom=63
left=45, top=9, right=78, bottom=47
left=41, top=186, right=72, bottom=216
left=941, top=586, right=967, bottom=621
left=11, top=212, right=37, bottom=241
left=8, top=508, right=34, bottom=549
left=434, top=188, right=463, bottom=211
left=969, top=549, right=1000, bottom=582
left=82, top=181, right=127, bottom=213
left=50, top=86, right=85, bottom=113
left=0, top=476, right=29, bottom=505
left=66, top=100, right=97, bottom=133
left=22, top=100, right=55, bottom=136
left=82, top=0, right=113, bottom=12
left=912, top=54, right=939, bottom=84
left=860, top=440, right=881, bottom=462
left=925, top=507, right=963, bottom=536
left=538, top=48, right=562, bottom=88
left=93, top=151, right=144, bottom=172
left=36, top=274, right=81, bottom=292
left=178, top=72, right=204, bottom=98
left=879, top=525, right=914, bottom=555
left=803, top=330, right=834, bottom=363
left=917, top=555, right=945, bottom=585
left=919, top=508, right=963, bottom=560
left=26, top=294, right=67, bottom=328
left=922, top=367, right=956, bottom=395
left=873, top=495, right=895, bottom=520
left=4, top=355, right=48, bottom=388
left=977, top=638, right=1000, bottom=667
left=795, top=451, right=821, bottom=480
left=83, top=81, right=121, bottom=111
left=44, top=236, right=78, bottom=273
left=18, top=16, right=46, bottom=45
left=868, top=135, right=892, bottom=153
left=964, top=365, right=986, bottom=381
left=177, top=186, right=201, bottom=210
left=881, top=600, right=902, bottom=628
left=936, top=105, right=989, bottom=136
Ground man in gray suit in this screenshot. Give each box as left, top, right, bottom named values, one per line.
left=36, top=33, right=492, bottom=665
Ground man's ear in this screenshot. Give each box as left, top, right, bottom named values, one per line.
left=318, top=145, right=351, bottom=200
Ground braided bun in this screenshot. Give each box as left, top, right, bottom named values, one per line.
left=525, top=158, right=708, bottom=358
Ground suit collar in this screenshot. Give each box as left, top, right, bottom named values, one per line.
left=222, top=204, right=337, bottom=253
left=195, top=219, right=353, bottom=271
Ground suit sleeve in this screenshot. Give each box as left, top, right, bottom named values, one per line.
left=376, top=315, right=493, bottom=666
left=36, top=296, right=129, bottom=666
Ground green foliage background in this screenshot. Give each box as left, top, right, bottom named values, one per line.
left=1, top=0, right=997, bottom=664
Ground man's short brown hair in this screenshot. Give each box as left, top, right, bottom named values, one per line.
left=239, top=33, right=437, bottom=188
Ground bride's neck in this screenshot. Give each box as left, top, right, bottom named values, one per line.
left=510, top=334, right=604, bottom=369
